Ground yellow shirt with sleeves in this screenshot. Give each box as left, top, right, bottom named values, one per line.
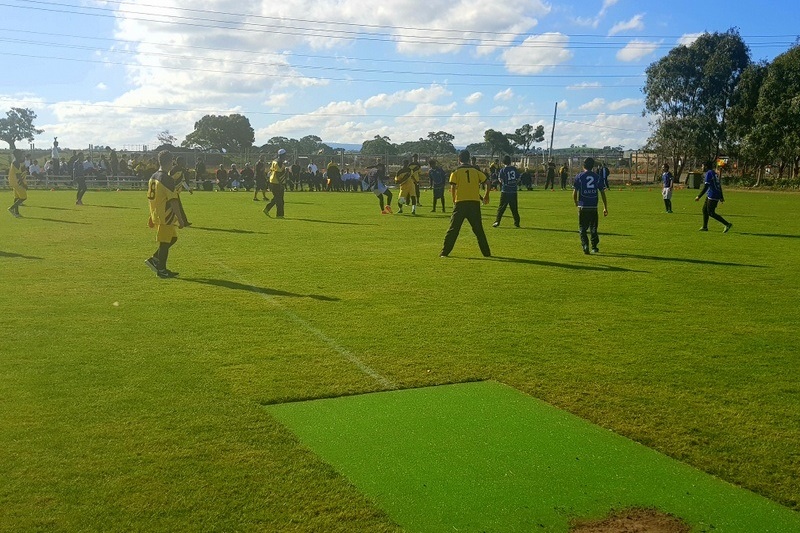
left=409, top=161, right=421, bottom=184
left=270, top=160, right=290, bottom=185
left=449, top=165, right=486, bottom=203
left=8, top=161, right=28, bottom=200
left=147, top=171, right=179, bottom=226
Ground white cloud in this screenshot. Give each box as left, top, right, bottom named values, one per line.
left=501, top=33, right=573, bottom=74
left=494, top=88, right=514, bottom=102
left=616, top=40, right=660, bottom=62
left=608, top=14, right=645, bottom=36
left=567, top=82, right=602, bottom=91
left=575, top=0, right=619, bottom=28
left=96, top=83, right=108, bottom=90
left=464, top=92, right=483, bottom=105
left=607, top=98, right=642, bottom=111
left=678, top=33, right=703, bottom=47
left=491, top=106, right=509, bottom=114
left=579, top=98, right=606, bottom=111
left=264, top=93, right=291, bottom=108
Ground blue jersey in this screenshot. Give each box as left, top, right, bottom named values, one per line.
left=573, top=170, right=601, bottom=208
left=599, top=166, right=610, bottom=190
left=662, top=171, right=673, bottom=188
left=429, top=166, right=446, bottom=189
left=498, top=165, right=519, bottom=193
left=704, top=169, right=723, bottom=200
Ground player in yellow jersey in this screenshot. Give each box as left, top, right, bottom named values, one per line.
left=264, top=148, right=289, bottom=218
left=409, top=153, right=422, bottom=206
left=394, top=159, right=418, bottom=214
left=145, top=150, right=187, bottom=278
left=170, top=155, right=193, bottom=227
left=7, top=149, right=28, bottom=218
left=440, top=150, right=491, bottom=257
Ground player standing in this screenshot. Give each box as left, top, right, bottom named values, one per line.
left=145, top=150, right=187, bottom=278
left=695, top=161, right=732, bottom=232
left=264, top=149, right=289, bottom=218
left=661, top=163, right=674, bottom=213
left=492, top=155, right=520, bottom=228
left=440, top=150, right=491, bottom=258
left=7, top=149, right=27, bottom=218
left=572, top=157, right=608, bottom=255
left=428, top=159, right=447, bottom=212
left=409, top=154, right=423, bottom=206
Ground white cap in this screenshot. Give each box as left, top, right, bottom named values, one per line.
left=278, top=148, right=287, bottom=155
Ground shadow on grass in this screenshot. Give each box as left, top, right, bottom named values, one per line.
left=88, top=204, right=141, bottom=210
left=466, top=256, right=648, bottom=273
left=25, top=217, right=91, bottom=225
left=180, top=277, right=340, bottom=301
left=516, top=226, right=633, bottom=237
left=737, top=232, right=800, bottom=240
left=292, top=217, right=377, bottom=226
left=0, top=250, right=44, bottom=260
left=606, top=252, right=768, bottom=268
left=191, top=226, right=269, bottom=235
left=29, top=205, right=76, bottom=211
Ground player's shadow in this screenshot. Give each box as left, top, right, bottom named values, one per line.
left=293, top=218, right=377, bottom=226
left=180, top=277, right=340, bottom=302
left=30, top=205, right=75, bottom=211
left=90, top=204, right=140, bottom=210
left=0, top=251, right=44, bottom=260
left=737, top=232, right=800, bottom=240
left=606, top=252, right=768, bottom=268
left=25, top=217, right=91, bottom=225
left=517, top=226, right=633, bottom=237
left=191, top=226, right=270, bottom=235
left=473, top=256, right=647, bottom=273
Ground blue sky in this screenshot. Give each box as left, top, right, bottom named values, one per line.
left=1, top=0, right=798, bottom=151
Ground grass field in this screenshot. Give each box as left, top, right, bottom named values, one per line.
left=1, top=185, right=799, bottom=531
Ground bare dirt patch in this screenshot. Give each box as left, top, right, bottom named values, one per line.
left=570, top=507, right=691, bottom=533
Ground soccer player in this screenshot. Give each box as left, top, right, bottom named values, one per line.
left=544, top=160, right=556, bottom=190
left=559, top=162, right=569, bottom=190
left=366, top=159, right=392, bottom=214
left=661, top=163, right=674, bottom=213
left=599, top=162, right=611, bottom=191
left=428, top=159, right=447, bottom=212
left=394, top=159, right=417, bottom=215
left=254, top=156, right=269, bottom=201
left=492, top=155, right=520, bottom=228
left=264, top=148, right=289, bottom=218
left=440, top=150, right=491, bottom=258
left=572, top=157, right=608, bottom=255
left=695, top=161, right=732, bottom=232
left=170, top=155, right=193, bottom=226
left=7, top=149, right=28, bottom=218
left=409, top=154, right=423, bottom=206
left=145, top=150, right=187, bottom=278
left=73, top=152, right=88, bottom=205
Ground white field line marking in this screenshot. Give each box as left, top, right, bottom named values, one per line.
left=216, top=262, right=396, bottom=390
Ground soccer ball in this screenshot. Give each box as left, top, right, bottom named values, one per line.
left=398, top=197, right=406, bottom=206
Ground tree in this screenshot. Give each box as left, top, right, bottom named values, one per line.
left=426, top=131, right=456, bottom=154
left=509, top=124, right=545, bottom=154
left=643, top=29, right=750, bottom=178
left=182, top=114, right=255, bottom=152
left=483, top=129, right=514, bottom=158
left=360, top=135, right=397, bottom=156
left=0, top=107, right=43, bottom=150
left=157, top=130, right=177, bottom=146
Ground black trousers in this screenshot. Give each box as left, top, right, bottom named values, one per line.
left=441, top=200, right=491, bottom=257
left=578, top=208, right=600, bottom=250
left=702, top=198, right=730, bottom=228
left=266, top=183, right=285, bottom=217
left=495, top=192, right=519, bottom=226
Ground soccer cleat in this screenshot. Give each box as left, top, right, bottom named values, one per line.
left=397, top=207, right=403, bottom=213
left=724, top=223, right=733, bottom=233
left=384, top=205, right=392, bottom=213
left=698, top=227, right=708, bottom=231
left=583, top=246, right=590, bottom=255
left=144, top=257, right=160, bottom=273
left=514, top=223, right=520, bottom=228
left=430, top=209, right=436, bottom=212
left=591, top=247, right=599, bottom=253
left=253, top=198, right=260, bottom=201
left=157, top=269, right=178, bottom=278
left=276, top=215, right=284, bottom=219
left=492, top=221, right=500, bottom=227
left=263, top=206, right=271, bottom=217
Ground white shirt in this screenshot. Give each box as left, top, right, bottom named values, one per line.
left=308, top=163, right=318, bottom=174
left=29, top=163, right=41, bottom=175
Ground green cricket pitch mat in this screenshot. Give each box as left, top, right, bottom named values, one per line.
left=268, top=381, right=800, bottom=532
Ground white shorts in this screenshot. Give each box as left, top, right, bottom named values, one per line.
left=373, top=181, right=388, bottom=196
left=662, top=187, right=672, bottom=200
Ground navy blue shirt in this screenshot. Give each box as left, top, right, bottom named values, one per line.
left=704, top=169, right=723, bottom=200
left=498, top=165, right=519, bottom=193
left=573, top=170, right=601, bottom=208
left=662, top=171, right=673, bottom=188
left=429, top=166, right=446, bottom=189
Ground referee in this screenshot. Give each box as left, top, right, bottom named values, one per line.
left=440, top=150, right=491, bottom=258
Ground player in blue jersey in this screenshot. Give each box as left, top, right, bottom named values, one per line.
left=661, top=163, right=674, bottom=213
left=572, top=157, right=608, bottom=254
left=492, top=155, right=520, bottom=228
left=428, top=159, right=447, bottom=212
left=695, top=161, right=732, bottom=233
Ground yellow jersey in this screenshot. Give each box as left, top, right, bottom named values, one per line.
left=147, top=171, right=179, bottom=226
left=449, top=165, right=486, bottom=202
left=8, top=161, right=27, bottom=199
left=270, top=160, right=290, bottom=185
left=395, top=166, right=416, bottom=195
left=409, top=161, right=421, bottom=184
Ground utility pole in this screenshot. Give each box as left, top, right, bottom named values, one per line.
left=548, top=102, right=558, bottom=160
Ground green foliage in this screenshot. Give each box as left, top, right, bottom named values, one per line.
left=261, top=135, right=334, bottom=156
left=483, top=128, right=514, bottom=157
left=0, top=107, right=43, bottom=150
left=360, top=135, right=397, bottom=156
left=182, top=114, right=255, bottom=152
left=509, top=124, right=545, bottom=154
